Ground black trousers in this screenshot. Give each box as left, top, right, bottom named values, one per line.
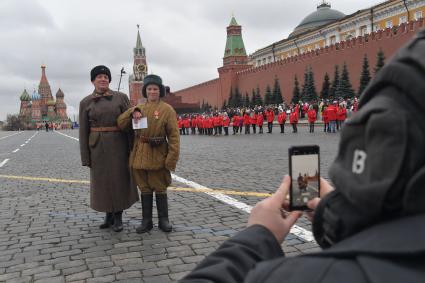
left=292, top=123, right=298, bottom=133
left=259, top=125, right=263, bottom=133
left=224, top=127, right=229, bottom=135
left=245, top=125, right=250, bottom=134
left=233, top=126, right=238, bottom=134
left=309, top=123, right=314, bottom=133
left=218, top=126, right=223, bottom=135
left=280, top=124, right=285, bottom=133
left=268, top=122, right=273, bottom=133
left=252, top=124, right=256, bottom=134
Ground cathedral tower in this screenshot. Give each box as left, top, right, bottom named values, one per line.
left=38, top=65, right=54, bottom=117
left=129, top=25, right=148, bottom=106
left=55, top=88, right=68, bottom=121
left=31, top=89, right=41, bottom=123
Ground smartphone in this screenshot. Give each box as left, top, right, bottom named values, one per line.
left=288, top=145, right=320, bottom=211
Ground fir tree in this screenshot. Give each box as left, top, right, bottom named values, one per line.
left=292, top=75, right=301, bottom=104
left=234, top=87, right=243, bottom=107
left=272, top=77, right=284, bottom=104
left=301, top=67, right=309, bottom=101
left=358, top=54, right=371, bottom=96
left=222, top=99, right=227, bottom=110
left=329, top=65, right=340, bottom=99
left=264, top=85, right=272, bottom=105
left=306, top=67, right=318, bottom=102
left=374, top=48, right=386, bottom=75
left=320, top=72, right=331, bottom=99
left=201, top=100, right=205, bottom=111
left=228, top=88, right=234, bottom=107
left=243, top=92, right=250, bottom=107
left=255, top=86, right=263, bottom=105
left=251, top=89, right=256, bottom=107
left=335, top=62, right=355, bottom=99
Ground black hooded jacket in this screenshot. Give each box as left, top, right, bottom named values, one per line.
left=181, top=29, right=425, bottom=283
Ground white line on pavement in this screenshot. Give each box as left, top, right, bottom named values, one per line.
left=0, top=131, right=23, bottom=140
left=54, top=130, right=79, bottom=141
left=57, top=132, right=315, bottom=242
left=12, top=149, right=19, bottom=153
left=172, top=174, right=315, bottom=242
left=0, top=159, right=10, bottom=168
left=20, top=144, right=25, bottom=147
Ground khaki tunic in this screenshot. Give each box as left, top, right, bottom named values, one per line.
left=79, top=90, right=139, bottom=212
left=117, top=100, right=180, bottom=191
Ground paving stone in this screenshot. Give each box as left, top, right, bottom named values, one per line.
left=0, top=272, right=20, bottom=281
left=142, top=267, right=170, bottom=277
left=34, top=276, right=65, bottom=283
left=33, top=269, right=61, bottom=280
left=86, top=275, right=115, bottom=283
left=156, top=258, right=183, bottom=267
left=61, top=264, right=88, bottom=276
left=65, top=270, right=93, bottom=281
left=115, top=271, right=142, bottom=280
left=93, top=266, right=122, bottom=277
left=143, top=275, right=172, bottom=283
left=22, top=265, right=53, bottom=276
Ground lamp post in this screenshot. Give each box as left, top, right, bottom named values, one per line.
left=117, top=67, right=126, bottom=92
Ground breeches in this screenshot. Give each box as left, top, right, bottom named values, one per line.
left=132, top=168, right=171, bottom=194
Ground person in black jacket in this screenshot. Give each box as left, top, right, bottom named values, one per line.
left=181, top=29, right=425, bottom=283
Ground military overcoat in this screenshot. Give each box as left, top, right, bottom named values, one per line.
left=79, top=90, right=139, bottom=212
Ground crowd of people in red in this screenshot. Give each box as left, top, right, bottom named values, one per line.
left=177, top=98, right=357, bottom=136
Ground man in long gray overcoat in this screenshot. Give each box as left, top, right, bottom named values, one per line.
left=79, top=65, right=139, bottom=232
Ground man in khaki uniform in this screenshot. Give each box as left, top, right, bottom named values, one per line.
left=117, top=74, right=180, bottom=233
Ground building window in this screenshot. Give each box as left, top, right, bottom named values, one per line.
left=300, top=48, right=304, bottom=54
left=263, top=58, right=266, bottom=64
left=415, top=11, right=423, bottom=20
left=399, top=15, right=407, bottom=24
left=257, top=60, right=261, bottom=66
left=360, top=25, right=367, bottom=36
left=374, top=24, right=380, bottom=31
left=386, top=20, right=393, bottom=28
left=315, top=43, right=320, bottom=49
left=330, top=35, right=336, bottom=45
left=268, top=56, right=272, bottom=63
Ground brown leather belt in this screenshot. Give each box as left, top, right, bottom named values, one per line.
left=90, top=126, right=120, bottom=132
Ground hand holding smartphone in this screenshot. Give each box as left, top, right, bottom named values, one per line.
left=288, top=145, right=320, bottom=211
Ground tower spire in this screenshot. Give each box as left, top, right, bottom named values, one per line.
left=136, top=24, right=142, bottom=48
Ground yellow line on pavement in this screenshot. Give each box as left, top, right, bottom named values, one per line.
left=0, top=174, right=271, bottom=198
left=0, top=174, right=90, bottom=184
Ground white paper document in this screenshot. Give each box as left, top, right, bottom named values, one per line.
left=132, top=118, right=148, bottom=129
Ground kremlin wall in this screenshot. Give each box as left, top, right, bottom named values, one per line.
left=170, top=0, right=425, bottom=110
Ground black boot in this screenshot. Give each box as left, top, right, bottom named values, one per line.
left=156, top=194, right=172, bottom=232
left=112, top=211, right=123, bottom=232
left=136, top=194, right=153, bottom=234
left=99, top=212, right=114, bottom=229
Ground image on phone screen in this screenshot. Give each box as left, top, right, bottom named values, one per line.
left=290, top=149, right=320, bottom=209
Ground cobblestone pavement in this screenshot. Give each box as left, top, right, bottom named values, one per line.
left=0, top=127, right=340, bottom=282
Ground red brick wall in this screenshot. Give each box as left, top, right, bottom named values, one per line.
left=173, top=78, right=220, bottom=107
left=174, top=20, right=424, bottom=107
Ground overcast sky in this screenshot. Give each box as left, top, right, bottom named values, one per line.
left=0, top=0, right=382, bottom=121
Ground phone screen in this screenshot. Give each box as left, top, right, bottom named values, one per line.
left=289, top=146, right=320, bottom=210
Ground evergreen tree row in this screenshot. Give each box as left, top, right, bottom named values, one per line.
left=291, top=48, right=385, bottom=102
left=225, top=77, right=284, bottom=108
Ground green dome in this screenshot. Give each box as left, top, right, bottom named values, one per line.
left=20, top=89, right=31, bottom=101
left=47, top=99, right=56, bottom=106
left=290, top=2, right=345, bottom=37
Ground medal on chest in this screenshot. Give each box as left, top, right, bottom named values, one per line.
left=154, top=110, right=160, bottom=120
